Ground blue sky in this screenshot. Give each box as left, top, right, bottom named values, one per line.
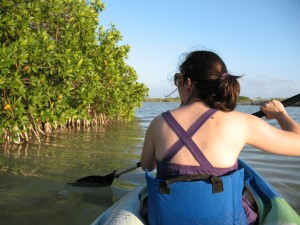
left=99, top=0, right=300, bottom=99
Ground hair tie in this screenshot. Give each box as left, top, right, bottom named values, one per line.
left=222, top=73, right=228, bottom=78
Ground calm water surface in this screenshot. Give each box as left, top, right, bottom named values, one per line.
left=0, top=102, right=299, bottom=224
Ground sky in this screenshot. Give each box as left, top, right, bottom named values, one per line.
left=99, top=0, right=300, bottom=99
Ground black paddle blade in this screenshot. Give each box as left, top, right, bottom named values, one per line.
left=67, top=171, right=116, bottom=187
left=68, top=162, right=142, bottom=188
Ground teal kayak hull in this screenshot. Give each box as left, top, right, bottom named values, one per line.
left=239, top=160, right=300, bottom=224
left=92, top=159, right=300, bottom=225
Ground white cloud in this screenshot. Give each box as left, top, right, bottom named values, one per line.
left=239, top=76, right=300, bottom=99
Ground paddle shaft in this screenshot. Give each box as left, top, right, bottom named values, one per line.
left=252, top=94, right=300, bottom=117
left=115, top=162, right=141, bottom=178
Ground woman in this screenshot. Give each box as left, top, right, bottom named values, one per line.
left=140, top=51, right=300, bottom=225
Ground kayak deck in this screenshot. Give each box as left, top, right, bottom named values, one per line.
left=92, top=159, right=300, bottom=225
left=91, top=185, right=146, bottom=225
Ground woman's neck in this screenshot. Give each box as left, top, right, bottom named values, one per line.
left=180, top=97, right=203, bottom=107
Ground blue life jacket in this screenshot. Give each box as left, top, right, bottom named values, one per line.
left=146, top=169, right=248, bottom=225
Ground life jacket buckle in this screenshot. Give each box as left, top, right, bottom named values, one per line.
left=159, top=182, right=170, bottom=194
left=210, top=176, right=224, bottom=193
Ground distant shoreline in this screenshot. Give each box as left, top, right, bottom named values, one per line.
left=144, top=97, right=300, bottom=106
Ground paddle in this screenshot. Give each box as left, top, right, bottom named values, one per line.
left=68, top=162, right=141, bottom=187
left=68, top=93, right=300, bottom=187
left=252, top=93, right=300, bottom=117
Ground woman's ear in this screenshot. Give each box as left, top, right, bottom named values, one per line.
left=180, top=78, right=193, bottom=105
left=186, top=78, right=193, bottom=91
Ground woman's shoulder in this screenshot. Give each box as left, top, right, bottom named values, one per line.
left=216, top=110, right=254, bottom=128
left=230, top=110, right=267, bottom=123
left=149, top=113, right=167, bottom=127
left=224, top=110, right=254, bottom=119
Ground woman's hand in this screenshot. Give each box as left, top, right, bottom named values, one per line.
left=261, top=99, right=300, bottom=134
left=260, top=100, right=286, bottom=119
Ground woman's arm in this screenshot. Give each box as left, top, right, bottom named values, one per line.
left=245, top=100, right=300, bottom=156
left=140, top=119, right=157, bottom=171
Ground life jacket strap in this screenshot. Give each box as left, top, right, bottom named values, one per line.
left=159, top=174, right=224, bottom=194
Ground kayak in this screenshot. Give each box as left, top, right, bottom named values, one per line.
left=91, top=159, right=300, bottom=225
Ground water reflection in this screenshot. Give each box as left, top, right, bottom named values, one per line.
left=0, top=118, right=146, bottom=225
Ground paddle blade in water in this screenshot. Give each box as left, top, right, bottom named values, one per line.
left=67, top=172, right=116, bottom=187
left=67, top=162, right=142, bottom=188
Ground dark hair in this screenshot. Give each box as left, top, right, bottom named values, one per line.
left=179, top=50, right=241, bottom=111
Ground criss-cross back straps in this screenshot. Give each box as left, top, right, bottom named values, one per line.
left=161, top=108, right=217, bottom=162
left=162, top=109, right=217, bottom=167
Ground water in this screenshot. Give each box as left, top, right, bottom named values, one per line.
left=0, top=102, right=299, bottom=224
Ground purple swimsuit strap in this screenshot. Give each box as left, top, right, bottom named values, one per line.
left=162, top=109, right=217, bottom=168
